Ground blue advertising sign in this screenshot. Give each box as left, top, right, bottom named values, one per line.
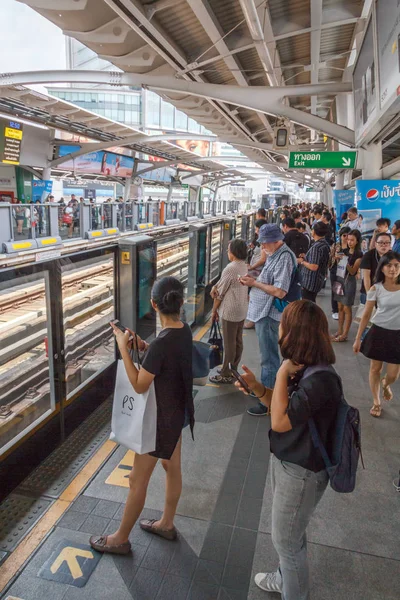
left=356, top=180, right=400, bottom=223
left=32, top=180, right=53, bottom=201
left=333, top=189, right=355, bottom=227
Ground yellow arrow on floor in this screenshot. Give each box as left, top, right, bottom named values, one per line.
left=50, top=547, right=94, bottom=580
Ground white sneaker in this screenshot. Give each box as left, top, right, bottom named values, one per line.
left=254, top=572, right=282, bottom=593
left=332, top=313, right=339, bottom=320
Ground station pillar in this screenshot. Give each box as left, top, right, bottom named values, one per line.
left=362, top=142, right=382, bottom=180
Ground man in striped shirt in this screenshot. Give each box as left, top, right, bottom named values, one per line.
left=298, top=222, right=331, bottom=303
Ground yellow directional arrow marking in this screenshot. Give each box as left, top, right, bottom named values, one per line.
left=50, top=547, right=94, bottom=580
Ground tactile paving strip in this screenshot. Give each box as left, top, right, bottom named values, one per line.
left=18, top=397, right=113, bottom=499
left=0, top=494, right=51, bottom=553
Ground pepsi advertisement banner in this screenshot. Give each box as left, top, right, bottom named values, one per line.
left=32, top=180, right=53, bottom=202
left=356, top=180, right=400, bottom=249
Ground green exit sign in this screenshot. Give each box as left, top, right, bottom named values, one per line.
left=305, top=188, right=314, bottom=192
left=289, top=151, right=357, bottom=169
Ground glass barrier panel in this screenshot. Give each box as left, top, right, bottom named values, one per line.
left=125, top=202, right=134, bottom=231
left=61, top=254, right=115, bottom=398
left=210, top=224, right=222, bottom=280
left=156, top=234, right=190, bottom=330
left=235, top=216, right=242, bottom=239
left=0, top=271, right=56, bottom=456
left=59, top=203, right=81, bottom=239
left=103, top=204, right=112, bottom=228
left=177, top=203, right=185, bottom=221
left=117, top=202, right=124, bottom=230
left=34, top=205, right=51, bottom=239
left=88, top=204, right=100, bottom=231
left=12, top=205, right=33, bottom=240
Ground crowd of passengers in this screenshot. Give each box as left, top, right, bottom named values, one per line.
left=87, top=201, right=399, bottom=600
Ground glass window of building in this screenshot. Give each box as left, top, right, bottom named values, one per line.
left=161, top=99, right=174, bottom=129
left=147, top=91, right=161, bottom=127
left=188, top=118, right=200, bottom=133
left=175, top=109, right=188, bottom=130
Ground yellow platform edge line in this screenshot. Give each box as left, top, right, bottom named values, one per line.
left=0, top=439, right=116, bottom=593
left=193, top=319, right=211, bottom=342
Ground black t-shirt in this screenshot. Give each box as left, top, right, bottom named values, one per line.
left=344, top=247, right=363, bottom=267
left=360, top=249, right=380, bottom=294
left=142, top=322, right=194, bottom=458
left=269, top=368, right=342, bottom=472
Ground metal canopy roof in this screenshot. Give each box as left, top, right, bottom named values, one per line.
left=16, top=0, right=368, bottom=171
left=0, top=84, right=250, bottom=180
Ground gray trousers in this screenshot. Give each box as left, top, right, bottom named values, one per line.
left=220, top=318, right=245, bottom=377
left=270, top=454, right=329, bottom=600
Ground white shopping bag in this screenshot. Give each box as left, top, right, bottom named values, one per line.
left=336, top=256, right=348, bottom=279
left=110, top=360, right=157, bottom=454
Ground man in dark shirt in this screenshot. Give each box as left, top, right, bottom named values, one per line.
left=282, top=217, right=309, bottom=257
left=360, top=231, right=392, bottom=303
left=298, top=222, right=331, bottom=302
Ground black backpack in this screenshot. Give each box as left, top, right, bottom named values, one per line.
left=288, top=231, right=309, bottom=258
left=304, top=366, right=364, bottom=493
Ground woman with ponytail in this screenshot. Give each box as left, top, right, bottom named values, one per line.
left=90, top=276, right=194, bottom=554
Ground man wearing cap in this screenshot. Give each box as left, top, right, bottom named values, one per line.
left=240, top=224, right=296, bottom=416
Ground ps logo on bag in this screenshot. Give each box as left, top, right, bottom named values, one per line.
left=122, top=395, right=135, bottom=410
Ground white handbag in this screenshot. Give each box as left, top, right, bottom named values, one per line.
left=110, top=344, right=157, bottom=455
left=336, top=256, right=348, bottom=279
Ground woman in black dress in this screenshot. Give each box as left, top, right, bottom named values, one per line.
left=90, top=276, right=194, bottom=554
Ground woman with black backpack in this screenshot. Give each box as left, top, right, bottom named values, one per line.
left=234, top=300, right=343, bottom=600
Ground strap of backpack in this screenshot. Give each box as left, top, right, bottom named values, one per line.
left=308, top=417, right=333, bottom=469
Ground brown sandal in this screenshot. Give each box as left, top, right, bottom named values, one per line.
left=89, top=535, right=131, bottom=554
left=370, top=404, right=382, bottom=418
left=381, top=377, right=393, bottom=402
left=140, top=519, right=178, bottom=541
left=332, top=335, right=348, bottom=343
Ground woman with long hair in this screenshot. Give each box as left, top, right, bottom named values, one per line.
left=332, top=229, right=363, bottom=342
left=354, top=251, right=400, bottom=417
left=90, top=276, right=194, bottom=554
left=329, top=226, right=350, bottom=320
left=234, top=300, right=341, bottom=599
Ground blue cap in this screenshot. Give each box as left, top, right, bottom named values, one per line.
left=257, top=223, right=284, bottom=244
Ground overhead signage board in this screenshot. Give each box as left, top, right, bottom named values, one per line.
left=356, top=180, right=400, bottom=228
left=376, top=0, right=400, bottom=111
left=288, top=151, right=357, bottom=170
left=0, top=118, right=23, bottom=165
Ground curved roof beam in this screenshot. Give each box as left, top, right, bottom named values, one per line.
left=0, top=71, right=355, bottom=145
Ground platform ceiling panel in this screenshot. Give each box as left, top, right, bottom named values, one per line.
left=16, top=0, right=368, bottom=170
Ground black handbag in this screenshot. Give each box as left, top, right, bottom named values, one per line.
left=207, top=321, right=224, bottom=369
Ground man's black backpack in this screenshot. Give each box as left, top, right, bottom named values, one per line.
left=304, top=366, right=364, bottom=493
left=289, top=231, right=309, bottom=258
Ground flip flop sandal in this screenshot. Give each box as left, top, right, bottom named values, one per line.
left=369, top=404, right=382, bottom=418
left=89, top=535, right=131, bottom=554
left=332, top=336, right=348, bottom=343
left=381, top=377, right=393, bottom=402
left=209, top=375, right=233, bottom=384
left=140, top=519, right=178, bottom=541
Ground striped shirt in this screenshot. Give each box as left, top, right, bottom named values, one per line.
left=300, top=238, right=331, bottom=293
left=247, top=244, right=296, bottom=323
left=215, top=260, right=248, bottom=322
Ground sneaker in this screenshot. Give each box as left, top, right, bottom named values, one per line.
left=332, top=313, right=339, bottom=320
left=247, top=404, right=268, bottom=416
left=254, top=572, right=282, bottom=593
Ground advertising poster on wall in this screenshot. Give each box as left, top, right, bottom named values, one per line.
left=356, top=179, right=400, bottom=248
left=333, top=189, right=355, bottom=217
left=353, top=21, right=377, bottom=144
left=58, top=145, right=134, bottom=177
left=376, top=0, right=400, bottom=111
left=32, top=180, right=53, bottom=201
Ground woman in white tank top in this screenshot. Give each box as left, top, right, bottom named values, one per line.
left=353, top=251, right=400, bottom=417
